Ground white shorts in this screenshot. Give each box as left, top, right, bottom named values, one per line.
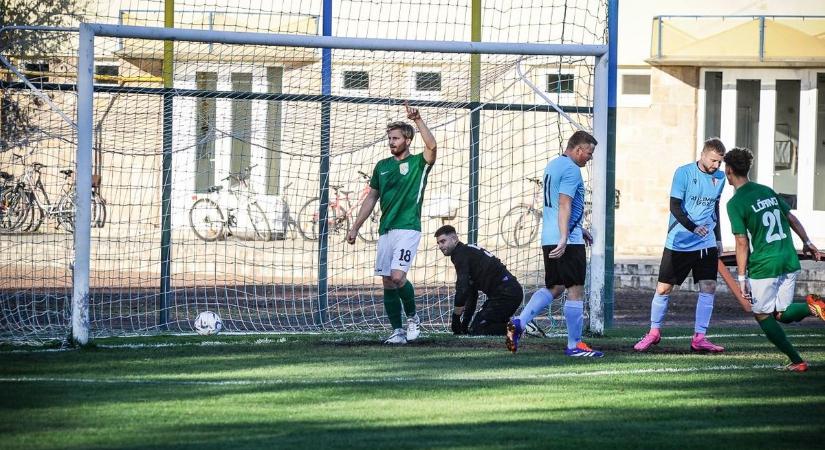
left=749, top=271, right=799, bottom=315
left=374, top=229, right=421, bottom=277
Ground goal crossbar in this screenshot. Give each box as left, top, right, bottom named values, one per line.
left=85, top=23, right=608, bottom=56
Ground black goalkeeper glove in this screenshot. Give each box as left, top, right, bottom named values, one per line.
left=451, top=314, right=465, bottom=335
left=460, top=315, right=471, bottom=334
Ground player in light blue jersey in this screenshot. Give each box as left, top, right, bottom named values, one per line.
left=634, top=138, right=727, bottom=353
left=506, top=130, right=603, bottom=358
left=540, top=151, right=586, bottom=246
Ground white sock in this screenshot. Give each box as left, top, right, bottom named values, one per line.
left=650, top=293, right=669, bottom=330
left=694, top=292, right=714, bottom=334
left=518, top=288, right=554, bottom=324
left=564, top=300, right=584, bottom=349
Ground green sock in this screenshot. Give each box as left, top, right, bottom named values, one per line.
left=398, top=281, right=416, bottom=317
left=384, top=289, right=403, bottom=329
left=758, top=316, right=803, bottom=363
left=777, top=303, right=811, bottom=324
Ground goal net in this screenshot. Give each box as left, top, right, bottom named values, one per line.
left=0, top=0, right=608, bottom=344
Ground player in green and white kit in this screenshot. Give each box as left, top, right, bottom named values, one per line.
left=347, top=104, right=437, bottom=344
left=724, top=148, right=824, bottom=372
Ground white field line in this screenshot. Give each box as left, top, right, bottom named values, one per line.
left=2, top=332, right=822, bottom=354
left=0, top=364, right=797, bottom=386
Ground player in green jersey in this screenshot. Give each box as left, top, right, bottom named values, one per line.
left=347, top=103, right=437, bottom=344
left=724, top=148, right=824, bottom=372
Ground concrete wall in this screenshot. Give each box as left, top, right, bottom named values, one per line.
left=614, top=66, right=700, bottom=256
left=615, top=258, right=825, bottom=297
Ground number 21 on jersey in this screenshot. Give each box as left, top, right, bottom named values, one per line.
left=762, top=209, right=788, bottom=243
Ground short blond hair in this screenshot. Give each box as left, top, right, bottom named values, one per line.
left=386, top=121, right=415, bottom=140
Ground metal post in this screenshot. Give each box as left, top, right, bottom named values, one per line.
left=159, top=0, right=174, bottom=329
left=657, top=16, right=663, bottom=59
left=317, top=0, right=332, bottom=326
left=73, top=24, right=94, bottom=346
left=604, top=0, right=619, bottom=329
left=208, top=11, right=214, bottom=53
left=758, top=16, right=765, bottom=61
left=468, top=0, right=481, bottom=245
left=590, top=54, right=609, bottom=335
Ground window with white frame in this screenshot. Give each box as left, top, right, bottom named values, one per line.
left=409, top=68, right=443, bottom=101
left=532, top=68, right=576, bottom=104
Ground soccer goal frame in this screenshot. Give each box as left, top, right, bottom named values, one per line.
left=73, top=23, right=609, bottom=345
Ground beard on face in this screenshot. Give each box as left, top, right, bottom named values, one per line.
left=702, top=161, right=719, bottom=173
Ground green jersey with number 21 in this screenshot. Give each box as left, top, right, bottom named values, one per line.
left=726, top=182, right=800, bottom=279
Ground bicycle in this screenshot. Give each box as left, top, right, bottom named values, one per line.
left=500, top=176, right=543, bottom=248
left=189, top=165, right=271, bottom=242
left=297, top=170, right=380, bottom=242
left=1, top=154, right=107, bottom=233
left=271, top=181, right=300, bottom=240
left=0, top=170, right=27, bottom=232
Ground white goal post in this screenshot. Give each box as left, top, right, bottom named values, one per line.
left=73, top=23, right=609, bottom=345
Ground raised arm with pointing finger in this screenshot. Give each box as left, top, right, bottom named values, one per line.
left=346, top=104, right=437, bottom=345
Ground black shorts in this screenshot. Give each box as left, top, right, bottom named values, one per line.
left=468, top=279, right=523, bottom=336
left=658, top=247, right=718, bottom=285
left=542, top=244, right=586, bottom=289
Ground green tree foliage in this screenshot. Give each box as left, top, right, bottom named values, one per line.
left=1, top=0, right=85, bottom=151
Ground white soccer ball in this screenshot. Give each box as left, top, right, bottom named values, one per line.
left=193, top=311, right=223, bottom=335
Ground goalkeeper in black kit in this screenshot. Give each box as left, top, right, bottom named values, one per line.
left=435, top=225, right=524, bottom=335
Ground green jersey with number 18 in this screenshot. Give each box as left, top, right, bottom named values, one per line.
left=370, top=153, right=432, bottom=235
left=726, top=181, right=800, bottom=279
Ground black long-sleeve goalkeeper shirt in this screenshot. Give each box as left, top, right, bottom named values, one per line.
left=449, top=242, right=514, bottom=309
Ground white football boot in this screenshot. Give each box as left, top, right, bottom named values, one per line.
left=406, top=314, right=421, bottom=341
left=384, top=328, right=407, bottom=345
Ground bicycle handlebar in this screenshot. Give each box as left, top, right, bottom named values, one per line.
left=222, top=164, right=259, bottom=182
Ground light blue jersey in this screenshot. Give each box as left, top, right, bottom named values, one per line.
left=541, top=155, right=585, bottom=246
left=665, top=162, right=725, bottom=251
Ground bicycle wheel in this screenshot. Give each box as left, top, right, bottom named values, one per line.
left=357, top=206, right=381, bottom=243
left=92, top=192, right=107, bottom=228
left=500, top=205, right=538, bottom=248
left=25, top=202, right=43, bottom=233
left=297, top=198, right=320, bottom=241
left=513, top=210, right=541, bottom=247
left=189, top=198, right=225, bottom=241
left=27, top=192, right=45, bottom=233
left=0, top=188, right=30, bottom=232
left=56, top=191, right=77, bottom=233
left=247, top=202, right=272, bottom=241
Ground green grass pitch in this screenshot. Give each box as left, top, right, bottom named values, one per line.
left=1, top=326, right=824, bottom=450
